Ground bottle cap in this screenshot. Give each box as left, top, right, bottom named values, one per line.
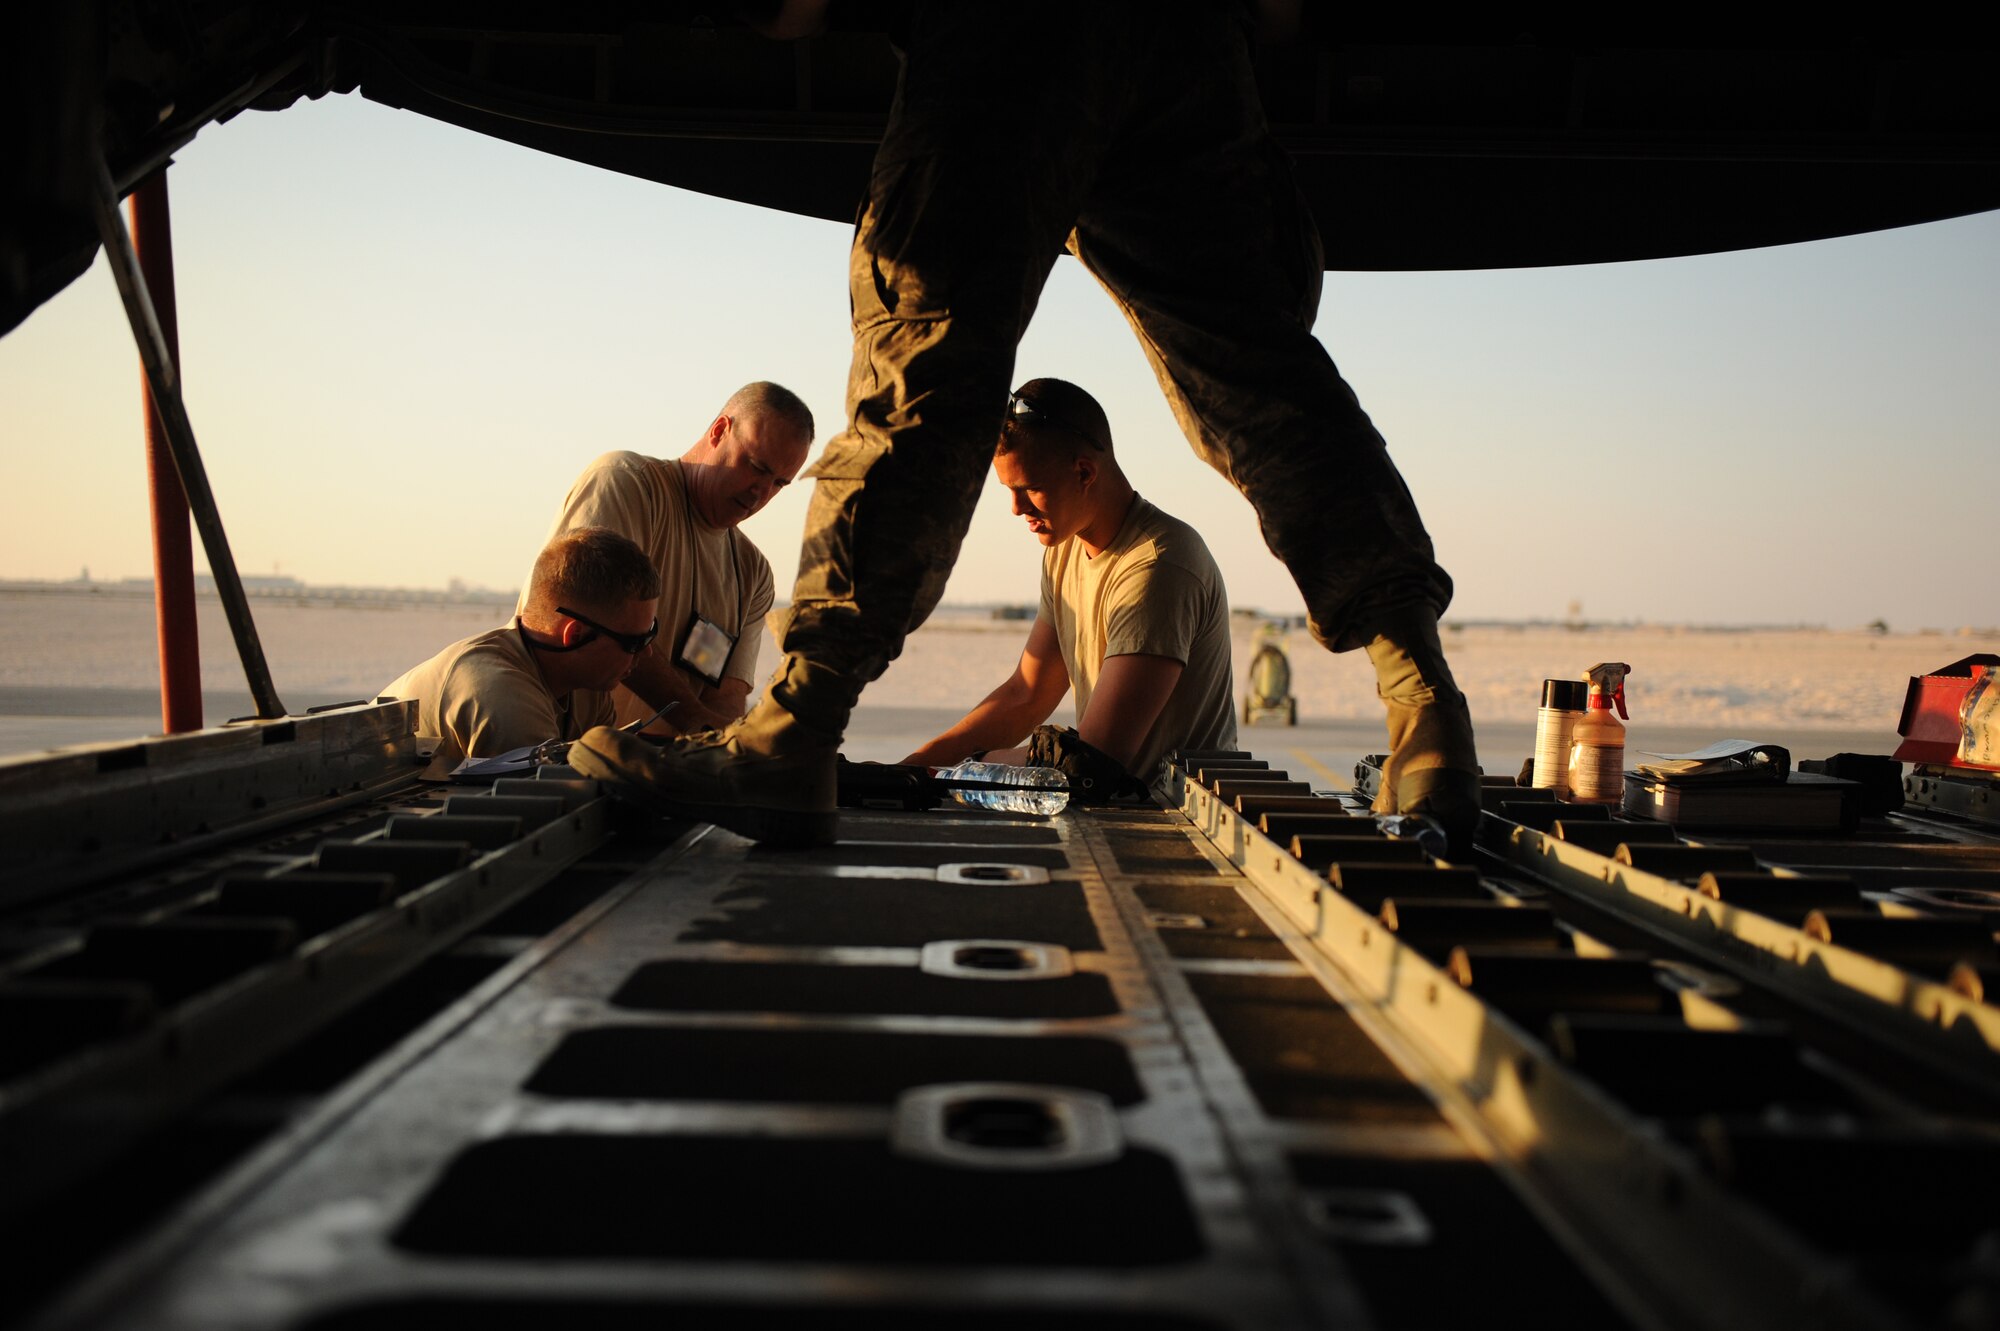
left=1541, top=679, right=1588, bottom=710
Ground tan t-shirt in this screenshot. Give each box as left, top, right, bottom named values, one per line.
left=380, top=619, right=615, bottom=773
left=527, top=451, right=776, bottom=727
left=1040, top=495, right=1238, bottom=788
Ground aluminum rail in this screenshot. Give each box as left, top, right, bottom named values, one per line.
left=0, top=713, right=622, bottom=1228
left=1485, top=815, right=2000, bottom=1100
left=1168, top=761, right=1910, bottom=1331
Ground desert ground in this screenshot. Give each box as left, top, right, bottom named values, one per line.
left=4, top=590, right=1990, bottom=788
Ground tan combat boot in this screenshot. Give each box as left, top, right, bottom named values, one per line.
left=1365, top=609, right=1481, bottom=855
left=570, top=655, right=847, bottom=848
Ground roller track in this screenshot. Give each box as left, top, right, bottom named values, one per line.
left=6, top=712, right=1996, bottom=1327
left=1176, top=751, right=2000, bottom=1330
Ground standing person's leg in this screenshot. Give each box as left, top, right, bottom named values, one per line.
left=778, top=3, right=1146, bottom=731
left=1065, top=14, right=1479, bottom=833
left=770, top=39, right=1071, bottom=736
left=573, top=4, right=1125, bottom=843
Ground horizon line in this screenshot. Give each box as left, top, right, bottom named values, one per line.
left=1, top=576, right=1991, bottom=637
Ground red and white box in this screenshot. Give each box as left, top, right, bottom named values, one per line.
left=1893, top=654, right=2000, bottom=772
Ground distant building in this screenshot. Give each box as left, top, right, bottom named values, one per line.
left=2, top=574, right=514, bottom=606
left=197, top=574, right=306, bottom=594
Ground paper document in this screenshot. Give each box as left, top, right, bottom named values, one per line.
left=1633, top=740, right=1791, bottom=784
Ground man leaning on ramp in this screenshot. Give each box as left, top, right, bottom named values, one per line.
left=529, top=382, right=813, bottom=738
left=383, top=527, right=661, bottom=777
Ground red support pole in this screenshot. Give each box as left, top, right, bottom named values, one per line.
left=131, top=171, right=203, bottom=733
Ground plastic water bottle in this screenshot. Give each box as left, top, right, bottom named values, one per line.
left=937, top=760, right=1070, bottom=815
left=1377, top=813, right=1448, bottom=860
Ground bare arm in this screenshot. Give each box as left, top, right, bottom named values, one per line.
left=902, top=617, right=1071, bottom=766
left=621, top=650, right=749, bottom=735
left=706, top=676, right=752, bottom=724
left=1075, top=652, right=1185, bottom=774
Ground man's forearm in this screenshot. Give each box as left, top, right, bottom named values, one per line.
left=903, top=693, right=1051, bottom=767
left=907, top=620, right=1070, bottom=767
left=621, top=651, right=738, bottom=734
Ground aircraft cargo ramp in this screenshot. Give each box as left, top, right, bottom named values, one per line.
left=5, top=705, right=2000, bottom=1329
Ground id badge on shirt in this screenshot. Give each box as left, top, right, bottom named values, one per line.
left=678, top=613, right=736, bottom=687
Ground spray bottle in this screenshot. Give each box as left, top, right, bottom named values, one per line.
left=1567, top=662, right=1631, bottom=804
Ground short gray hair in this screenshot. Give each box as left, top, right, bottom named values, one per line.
left=723, top=380, right=814, bottom=442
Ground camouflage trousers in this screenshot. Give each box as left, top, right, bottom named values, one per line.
left=775, top=1, right=1454, bottom=735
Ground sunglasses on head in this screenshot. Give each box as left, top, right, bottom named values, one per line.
left=554, top=605, right=659, bottom=655
left=1005, top=389, right=1053, bottom=425
left=1005, top=389, right=1100, bottom=448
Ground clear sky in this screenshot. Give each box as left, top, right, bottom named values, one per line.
left=3, top=92, right=1995, bottom=629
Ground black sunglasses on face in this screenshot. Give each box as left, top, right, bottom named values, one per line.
left=554, top=605, right=660, bottom=655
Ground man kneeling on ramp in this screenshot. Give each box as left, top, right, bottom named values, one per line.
left=902, top=378, right=1235, bottom=801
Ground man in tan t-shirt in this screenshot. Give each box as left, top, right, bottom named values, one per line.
left=906, top=378, right=1236, bottom=790
left=384, top=527, right=662, bottom=774
left=530, top=382, right=813, bottom=736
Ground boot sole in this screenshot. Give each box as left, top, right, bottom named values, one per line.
left=586, top=766, right=837, bottom=849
